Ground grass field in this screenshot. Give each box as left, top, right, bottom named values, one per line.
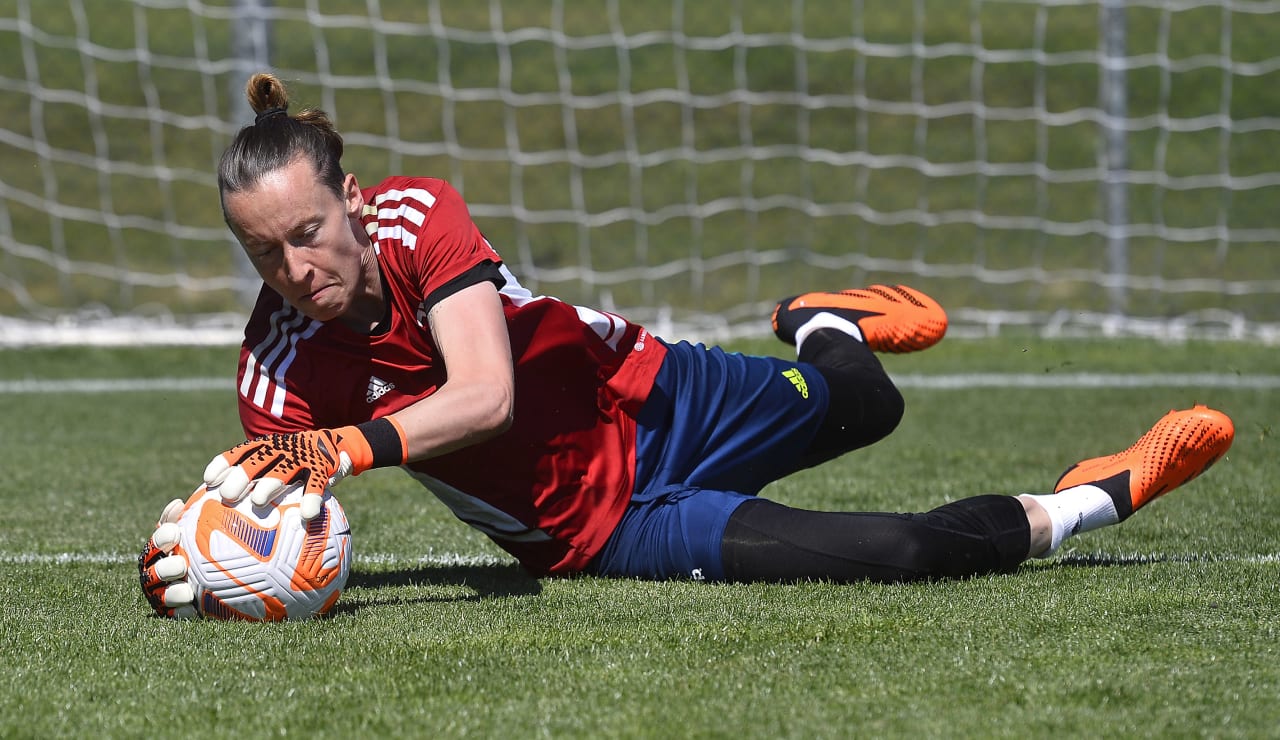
left=1, top=336, right=1277, bottom=737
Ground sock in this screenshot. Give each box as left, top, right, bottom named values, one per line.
left=794, top=312, right=863, bottom=351
left=1020, top=486, right=1120, bottom=557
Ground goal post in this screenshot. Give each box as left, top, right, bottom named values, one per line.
left=2, top=0, right=1278, bottom=345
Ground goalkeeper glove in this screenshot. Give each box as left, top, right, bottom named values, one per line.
left=138, top=497, right=198, bottom=619
left=204, top=419, right=406, bottom=520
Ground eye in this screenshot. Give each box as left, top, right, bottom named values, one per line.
left=296, top=225, right=321, bottom=245
left=249, top=244, right=279, bottom=261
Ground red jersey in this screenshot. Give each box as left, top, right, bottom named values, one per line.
left=235, top=177, right=667, bottom=575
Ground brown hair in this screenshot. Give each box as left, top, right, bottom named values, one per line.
left=217, top=73, right=346, bottom=208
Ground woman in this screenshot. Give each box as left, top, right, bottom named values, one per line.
left=141, top=74, right=1233, bottom=617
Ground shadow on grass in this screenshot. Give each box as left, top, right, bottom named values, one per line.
left=334, top=563, right=542, bottom=613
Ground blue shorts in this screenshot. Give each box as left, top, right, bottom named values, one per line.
left=588, top=340, right=830, bottom=581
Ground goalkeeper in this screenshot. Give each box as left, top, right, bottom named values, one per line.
left=141, top=74, right=1235, bottom=616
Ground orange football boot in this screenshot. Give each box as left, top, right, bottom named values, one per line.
left=1054, top=405, right=1234, bottom=520
left=771, top=284, right=948, bottom=353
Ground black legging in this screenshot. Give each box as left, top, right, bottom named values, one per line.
left=721, top=496, right=1031, bottom=584
left=798, top=328, right=905, bottom=467
left=718, top=328, right=1031, bottom=583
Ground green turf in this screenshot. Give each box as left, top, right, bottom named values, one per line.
left=1, top=337, right=1277, bottom=737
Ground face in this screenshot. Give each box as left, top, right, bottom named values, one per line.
left=223, top=156, right=374, bottom=323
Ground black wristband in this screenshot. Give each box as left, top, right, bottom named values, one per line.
left=355, top=418, right=407, bottom=469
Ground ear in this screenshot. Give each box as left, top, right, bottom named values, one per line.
left=342, top=172, right=363, bottom=216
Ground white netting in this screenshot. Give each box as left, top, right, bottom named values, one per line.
left=2, top=0, right=1279, bottom=346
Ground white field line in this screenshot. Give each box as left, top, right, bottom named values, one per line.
left=3, top=373, right=1280, bottom=394
left=0, top=377, right=232, bottom=393
left=893, top=372, right=1280, bottom=390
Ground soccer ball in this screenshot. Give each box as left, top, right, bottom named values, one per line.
left=174, top=482, right=352, bottom=621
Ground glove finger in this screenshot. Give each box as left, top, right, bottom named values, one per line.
left=216, top=466, right=252, bottom=504
left=157, top=498, right=185, bottom=526
left=164, top=582, right=195, bottom=608
left=203, top=454, right=233, bottom=486
left=142, top=584, right=170, bottom=616
left=249, top=477, right=285, bottom=508
left=138, top=539, right=166, bottom=574
left=300, top=490, right=324, bottom=521
left=335, top=450, right=354, bottom=480
left=139, top=564, right=169, bottom=592
left=154, top=554, right=188, bottom=582
left=137, top=531, right=176, bottom=578
left=140, top=554, right=188, bottom=592
left=152, top=522, right=182, bottom=553
left=232, top=442, right=290, bottom=482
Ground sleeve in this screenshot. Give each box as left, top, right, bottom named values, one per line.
left=391, top=178, right=505, bottom=314
left=425, top=260, right=504, bottom=311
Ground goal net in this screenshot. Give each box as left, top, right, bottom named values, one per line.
left=3, top=0, right=1279, bottom=345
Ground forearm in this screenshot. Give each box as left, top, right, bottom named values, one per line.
left=386, top=377, right=513, bottom=463
left=386, top=278, right=514, bottom=464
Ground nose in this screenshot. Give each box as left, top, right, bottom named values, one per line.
left=281, top=245, right=310, bottom=283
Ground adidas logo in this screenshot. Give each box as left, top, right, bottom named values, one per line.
left=366, top=376, right=395, bottom=403
left=782, top=368, right=809, bottom=398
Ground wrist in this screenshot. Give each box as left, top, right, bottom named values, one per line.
left=336, top=418, right=408, bottom=474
